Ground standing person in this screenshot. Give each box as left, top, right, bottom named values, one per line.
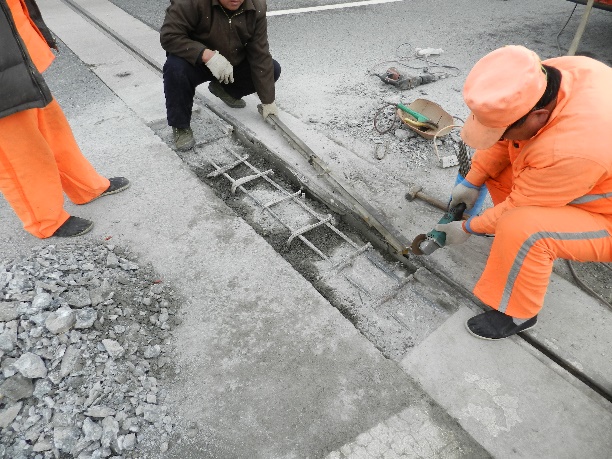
left=0, top=0, right=129, bottom=239
left=160, top=0, right=281, bottom=151
left=436, top=45, right=612, bottom=339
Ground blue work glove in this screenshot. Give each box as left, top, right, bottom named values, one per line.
left=435, top=221, right=471, bottom=246
left=450, top=178, right=481, bottom=210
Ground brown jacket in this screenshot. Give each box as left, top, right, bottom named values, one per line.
left=160, top=0, right=275, bottom=104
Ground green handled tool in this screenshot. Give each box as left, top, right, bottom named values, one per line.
left=397, top=103, right=439, bottom=130
left=411, top=203, right=467, bottom=255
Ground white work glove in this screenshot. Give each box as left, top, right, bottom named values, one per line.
left=435, top=221, right=471, bottom=246
left=261, top=101, right=279, bottom=119
left=449, top=178, right=481, bottom=210
left=205, top=51, right=234, bottom=84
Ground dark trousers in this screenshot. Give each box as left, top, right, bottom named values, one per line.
left=163, top=54, right=281, bottom=128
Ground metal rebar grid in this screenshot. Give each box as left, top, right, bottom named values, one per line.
left=206, top=149, right=407, bottom=301
left=208, top=157, right=330, bottom=260
left=222, top=147, right=402, bottom=281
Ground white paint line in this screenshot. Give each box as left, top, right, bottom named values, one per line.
left=267, top=0, right=401, bottom=17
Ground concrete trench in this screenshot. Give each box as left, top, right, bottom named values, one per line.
left=154, top=120, right=461, bottom=363
left=7, top=0, right=611, bottom=457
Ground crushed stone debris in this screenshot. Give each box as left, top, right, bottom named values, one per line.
left=0, top=241, right=181, bottom=459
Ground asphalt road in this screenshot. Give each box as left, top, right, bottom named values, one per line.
left=106, top=0, right=612, bottom=209
left=109, top=0, right=612, bottom=128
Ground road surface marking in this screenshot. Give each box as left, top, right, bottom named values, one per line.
left=268, top=0, right=401, bottom=17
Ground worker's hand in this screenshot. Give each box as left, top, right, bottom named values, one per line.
left=261, top=101, right=279, bottom=119
left=435, top=221, right=471, bottom=246
left=449, top=178, right=481, bottom=210
left=205, top=51, right=234, bottom=84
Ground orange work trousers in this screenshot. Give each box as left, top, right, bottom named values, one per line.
left=475, top=166, right=612, bottom=318
left=0, top=99, right=109, bottom=238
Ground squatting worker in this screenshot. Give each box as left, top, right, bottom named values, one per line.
left=0, top=0, right=129, bottom=238
left=437, top=45, right=612, bottom=340
left=160, top=0, right=281, bottom=151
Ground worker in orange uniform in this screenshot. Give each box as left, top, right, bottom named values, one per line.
left=436, top=45, right=612, bottom=339
left=0, top=0, right=129, bottom=238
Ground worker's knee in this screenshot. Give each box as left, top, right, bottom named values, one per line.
left=495, top=207, right=547, bottom=243
left=164, top=54, right=189, bottom=73
left=273, top=59, right=281, bottom=82
left=163, top=54, right=203, bottom=85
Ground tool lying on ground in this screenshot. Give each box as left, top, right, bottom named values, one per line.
left=378, top=67, right=441, bottom=90
left=410, top=203, right=466, bottom=255
left=374, top=98, right=453, bottom=141
left=405, top=185, right=448, bottom=212
left=396, top=103, right=439, bottom=131
left=396, top=99, right=454, bottom=141
left=258, top=105, right=412, bottom=256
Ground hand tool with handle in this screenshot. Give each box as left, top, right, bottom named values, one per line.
left=411, top=203, right=466, bottom=255
left=396, top=103, right=439, bottom=130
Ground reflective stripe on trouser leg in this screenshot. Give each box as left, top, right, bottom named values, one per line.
left=474, top=206, right=612, bottom=319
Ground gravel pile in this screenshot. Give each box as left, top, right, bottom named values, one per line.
left=0, top=242, right=180, bottom=458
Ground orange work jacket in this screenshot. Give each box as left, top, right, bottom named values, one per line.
left=465, top=56, right=612, bottom=235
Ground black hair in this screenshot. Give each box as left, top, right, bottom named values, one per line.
left=506, top=64, right=562, bottom=130
left=535, top=65, right=562, bottom=109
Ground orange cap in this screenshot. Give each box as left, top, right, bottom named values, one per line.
left=460, top=46, right=547, bottom=150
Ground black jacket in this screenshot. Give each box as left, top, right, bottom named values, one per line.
left=0, top=0, right=55, bottom=119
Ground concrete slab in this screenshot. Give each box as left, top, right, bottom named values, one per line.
left=401, top=307, right=612, bottom=459
left=26, top=1, right=612, bottom=457
left=68, top=0, right=167, bottom=66
left=41, top=1, right=166, bottom=124
left=17, top=1, right=490, bottom=457
left=324, top=401, right=491, bottom=459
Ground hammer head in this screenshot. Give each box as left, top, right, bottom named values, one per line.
left=405, top=185, right=423, bottom=201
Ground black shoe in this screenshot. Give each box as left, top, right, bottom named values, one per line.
left=209, top=80, right=246, bottom=108
left=466, top=309, right=537, bottom=340
left=100, top=177, right=130, bottom=197
left=53, top=216, right=94, bottom=237
left=82, top=177, right=130, bottom=205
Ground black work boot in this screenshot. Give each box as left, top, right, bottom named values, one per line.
left=466, top=309, right=537, bottom=340
left=53, top=216, right=94, bottom=237
left=172, top=127, right=195, bottom=151
left=209, top=80, right=246, bottom=108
